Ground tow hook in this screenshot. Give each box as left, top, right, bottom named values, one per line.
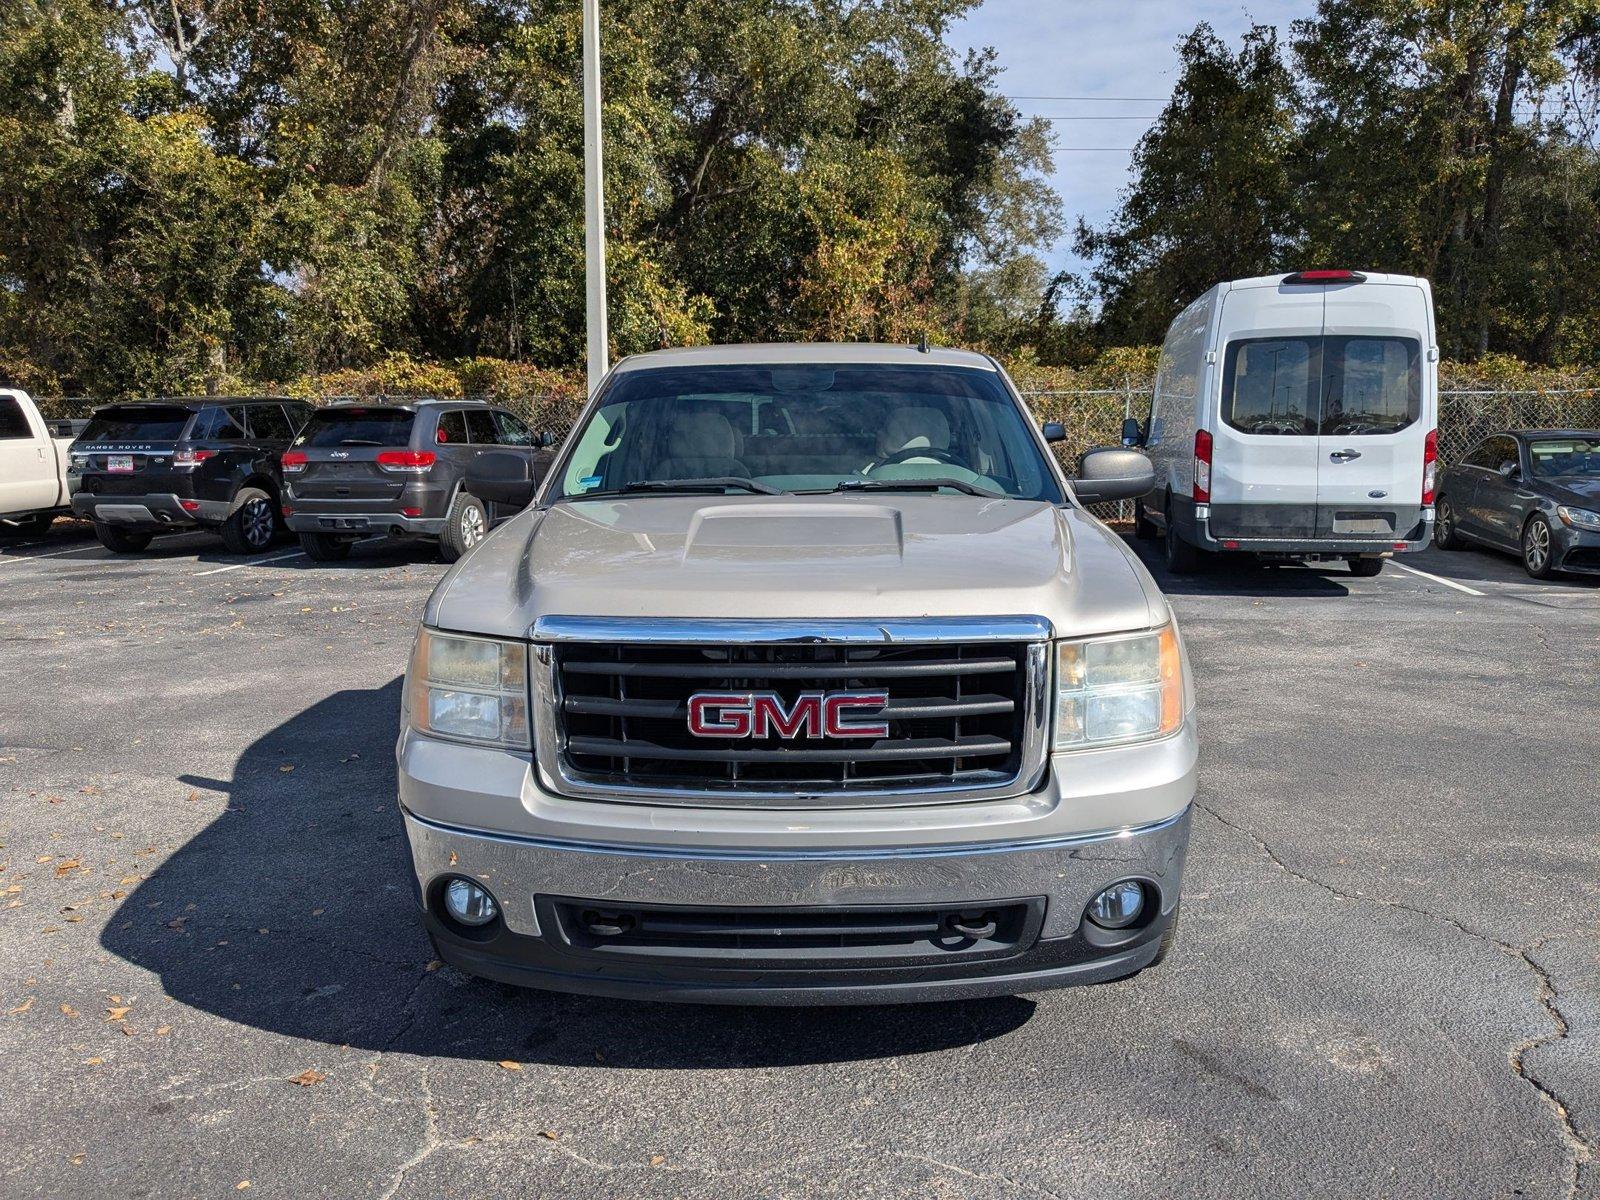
left=943, top=911, right=999, bottom=940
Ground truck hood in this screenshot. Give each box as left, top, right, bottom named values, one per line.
left=427, top=494, right=1167, bottom=640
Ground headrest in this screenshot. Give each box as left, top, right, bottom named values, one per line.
left=668, top=412, right=738, bottom=459
left=880, top=406, right=951, bottom=455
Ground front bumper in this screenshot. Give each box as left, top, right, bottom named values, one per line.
left=1554, top=525, right=1600, bottom=575
left=70, top=491, right=227, bottom=528
left=398, top=722, right=1196, bottom=1003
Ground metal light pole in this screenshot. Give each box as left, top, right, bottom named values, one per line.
left=582, top=0, right=608, bottom=396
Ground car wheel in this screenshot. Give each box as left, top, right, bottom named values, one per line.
left=438, top=493, right=488, bottom=563
left=1133, top=499, right=1159, bottom=540
left=1522, top=514, right=1557, bottom=579
left=299, top=532, right=354, bottom=562
left=1434, top=497, right=1463, bottom=550
left=219, top=488, right=278, bottom=555
left=1348, top=556, right=1384, bottom=577
left=93, top=522, right=153, bottom=554
left=1163, top=499, right=1201, bottom=574
left=0, top=513, right=54, bottom=538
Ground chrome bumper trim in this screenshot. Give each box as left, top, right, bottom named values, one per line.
left=529, top=614, right=1055, bottom=644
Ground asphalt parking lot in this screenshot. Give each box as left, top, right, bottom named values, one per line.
left=2, top=519, right=1597, bottom=1199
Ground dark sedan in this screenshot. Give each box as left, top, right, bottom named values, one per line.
left=1434, top=429, right=1600, bottom=578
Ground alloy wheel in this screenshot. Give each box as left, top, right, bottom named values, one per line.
left=461, top=505, right=486, bottom=547
left=243, top=498, right=274, bottom=549
left=1524, top=519, right=1550, bottom=573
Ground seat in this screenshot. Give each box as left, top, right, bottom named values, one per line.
left=655, top=412, right=748, bottom=480
left=876, top=406, right=951, bottom=464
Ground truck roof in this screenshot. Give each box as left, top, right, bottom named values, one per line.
left=611, top=343, right=998, bottom=374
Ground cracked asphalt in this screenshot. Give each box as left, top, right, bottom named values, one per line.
left=1, top=519, right=1597, bottom=1199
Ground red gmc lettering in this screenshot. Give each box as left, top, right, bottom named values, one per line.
left=686, top=691, right=889, bottom=739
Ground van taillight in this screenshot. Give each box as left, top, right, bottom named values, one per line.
left=281, top=450, right=308, bottom=473
left=173, top=448, right=215, bottom=470
left=1422, top=429, right=1438, bottom=505
left=1193, top=430, right=1213, bottom=503
left=377, top=450, right=437, bottom=474
left=1285, top=269, right=1367, bottom=284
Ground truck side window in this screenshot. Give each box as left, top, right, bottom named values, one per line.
left=562, top=404, right=625, bottom=494
left=0, top=397, right=29, bottom=439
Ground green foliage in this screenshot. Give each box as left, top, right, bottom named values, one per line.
left=1076, top=2, right=1600, bottom=364
left=0, top=0, right=1061, bottom=395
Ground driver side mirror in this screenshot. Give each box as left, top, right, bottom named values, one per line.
left=1498, top=460, right=1520, bottom=480
left=1121, top=417, right=1143, bottom=447
left=1041, top=421, right=1066, bottom=444
left=537, top=430, right=558, bottom=449
left=467, top=450, right=539, bottom=509
left=1072, top=447, right=1156, bottom=505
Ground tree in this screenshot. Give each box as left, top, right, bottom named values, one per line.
left=1073, top=24, right=1298, bottom=345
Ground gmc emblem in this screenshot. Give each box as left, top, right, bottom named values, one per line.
left=687, top=690, right=889, bottom=739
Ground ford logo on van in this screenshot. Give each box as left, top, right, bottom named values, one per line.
left=687, top=691, right=889, bottom=739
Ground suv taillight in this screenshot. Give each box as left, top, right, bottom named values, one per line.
left=1422, top=428, right=1438, bottom=505
left=281, top=450, right=308, bottom=473
left=377, top=450, right=437, bottom=474
left=173, top=448, right=215, bottom=471
left=1193, top=430, right=1213, bottom=503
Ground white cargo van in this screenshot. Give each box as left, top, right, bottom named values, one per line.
left=1132, top=270, right=1437, bottom=575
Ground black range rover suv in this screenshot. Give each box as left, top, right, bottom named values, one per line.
left=281, top=400, right=554, bottom=562
left=70, top=397, right=312, bottom=554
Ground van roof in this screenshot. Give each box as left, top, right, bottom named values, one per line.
left=1224, top=271, right=1429, bottom=291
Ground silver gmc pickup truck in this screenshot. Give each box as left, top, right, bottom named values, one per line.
left=398, top=343, right=1195, bottom=1004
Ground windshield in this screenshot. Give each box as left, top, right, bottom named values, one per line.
left=551, top=363, right=1062, bottom=503
left=78, top=406, right=194, bottom=443
left=294, top=407, right=415, bottom=448
left=1528, top=437, right=1600, bottom=478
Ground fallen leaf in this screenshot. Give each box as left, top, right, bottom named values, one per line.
left=82, top=1057, right=103, bottom=1066
left=120, top=1025, right=137, bottom=1037
left=237, top=1183, right=251, bottom=1191
left=310, top=908, right=324, bottom=917
left=68, top=1154, right=85, bottom=1166
left=36, top=856, right=52, bottom=864
left=497, top=1060, right=522, bottom=1071
left=539, top=1130, right=559, bottom=1141
left=290, top=1069, right=326, bottom=1087
left=186, top=791, right=199, bottom=803
left=155, top=1025, right=171, bottom=1036
left=9, top=996, right=35, bottom=1015
left=278, top=764, right=295, bottom=773
left=106, top=1005, right=133, bottom=1021
left=650, top=1155, right=665, bottom=1166
left=54, top=859, right=82, bottom=878
left=60, top=1003, right=79, bottom=1018
left=424, top=960, right=442, bottom=972
left=448, top=851, right=458, bottom=866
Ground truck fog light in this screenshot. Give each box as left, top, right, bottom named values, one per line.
left=442, top=877, right=499, bottom=927
left=1086, top=880, right=1147, bottom=930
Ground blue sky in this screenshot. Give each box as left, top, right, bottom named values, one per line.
left=947, top=1, right=1313, bottom=278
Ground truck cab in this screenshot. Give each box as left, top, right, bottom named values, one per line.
left=0, top=389, right=83, bottom=537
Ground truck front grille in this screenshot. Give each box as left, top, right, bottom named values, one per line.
left=534, top=619, right=1050, bottom=805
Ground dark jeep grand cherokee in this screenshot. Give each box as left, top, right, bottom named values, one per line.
left=70, top=397, right=311, bottom=554
left=281, top=399, right=553, bottom=562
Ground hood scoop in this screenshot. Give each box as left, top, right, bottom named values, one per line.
left=682, top=502, right=904, bottom=561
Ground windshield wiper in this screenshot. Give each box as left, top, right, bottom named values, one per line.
left=577, top=477, right=787, bottom=499
left=814, top=478, right=1004, bottom=499
left=338, top=438, right=386, bottom=446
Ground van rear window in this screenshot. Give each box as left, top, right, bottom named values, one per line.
left=78, top=407, right=194, bottom=443
left=1222, top=336, right=1419, bottom=437
left=295, top=407, right=415, bottom=447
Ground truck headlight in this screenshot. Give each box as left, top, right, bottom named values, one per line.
left=407, top=629, right=530, bottom=749
left=1054, top=625, right=1184, bottom=751
left=1557, top=505, right=1600, bottom=532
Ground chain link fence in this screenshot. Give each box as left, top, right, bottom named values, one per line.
left=39, top=384, right=1600, bottom=480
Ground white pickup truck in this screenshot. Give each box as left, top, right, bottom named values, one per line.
left=0, top=389, right=85, bottom=537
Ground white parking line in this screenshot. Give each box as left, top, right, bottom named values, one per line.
left=193, top=550, right=309, bottom=576
left=1389, top=560, right=1487, bottom=596
left=0, top=544, right=105, bottom=564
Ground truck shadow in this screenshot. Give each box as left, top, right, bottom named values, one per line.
left=99, top=680, right=1035, bottom=1068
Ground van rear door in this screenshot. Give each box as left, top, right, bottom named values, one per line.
left=1315, top=283, right=1431, bottom=540
left=1210, top=285, right=1323, bottom=539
